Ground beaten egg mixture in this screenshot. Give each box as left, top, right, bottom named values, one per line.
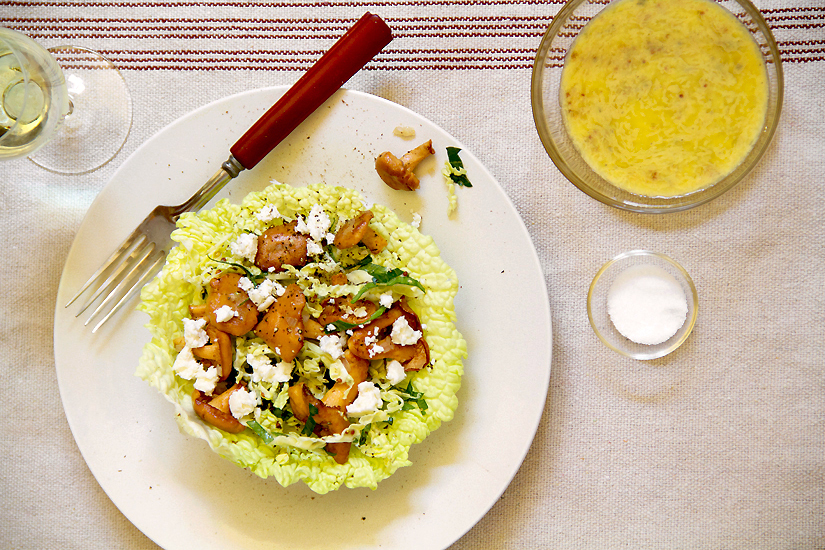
left=560, top=0, right=769, bottom=197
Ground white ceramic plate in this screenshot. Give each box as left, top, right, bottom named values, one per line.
left=54, top=87, right=551, bottom=550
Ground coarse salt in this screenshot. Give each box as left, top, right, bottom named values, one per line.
left=607, top=264, right=688, bottom=345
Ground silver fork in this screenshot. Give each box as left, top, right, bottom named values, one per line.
left=64, top=12, right=392, bottom=332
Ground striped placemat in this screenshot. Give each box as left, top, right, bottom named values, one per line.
left=1, top=0, right=822, bottom=71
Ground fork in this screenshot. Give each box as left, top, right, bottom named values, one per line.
left=65, top=12, right=393, bottom=332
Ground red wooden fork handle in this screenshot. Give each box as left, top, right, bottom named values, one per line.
left=230, top=13, right=393, bottom=170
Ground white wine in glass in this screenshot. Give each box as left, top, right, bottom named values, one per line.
left=0, top=27, right=132, bottom=174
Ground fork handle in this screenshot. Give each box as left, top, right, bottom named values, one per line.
left=229, top=13, right=393, bottom=170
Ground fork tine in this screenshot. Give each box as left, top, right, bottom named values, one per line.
left=89, top=252, right=166, bottom=333
left=65, top=228, right=145, bottom=308
left=83, top=241, right=156, bottom=325
left=74, top=233, right=151, bottom=316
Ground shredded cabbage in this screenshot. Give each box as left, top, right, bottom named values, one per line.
left=136, top=183, right=466, bottom=493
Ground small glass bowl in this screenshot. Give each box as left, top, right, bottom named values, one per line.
left=588, top=251, right=698, bottom=360
left=531, top=0, right=784, bottom=213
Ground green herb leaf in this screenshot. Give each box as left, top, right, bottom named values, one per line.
left=446, top=147, right=473, bottom=188
left=267, top=405, right=292, bottom=421
left=301, top=403, right=319, bottom=436
left=351, top=264, right=425, bottom=301
left=327, top=306, right=387, bottom=332
left=400, top=382, right=429, bottom=412
left=358, top=424, right=371, bottom=446
left=247, top=420, right=276, bottom=444
left=208, top=256, right=264, bottom=283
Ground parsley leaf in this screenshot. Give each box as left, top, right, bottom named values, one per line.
left=446, top=147, right=473, bottom=188
left=208, top=256, right=265, bottom=283
left=400, top=381, right=428, bottom=412
left=327, top=306, right=387, bottom=332
left=246, top=420, right=281, bottom=444
left=301, top=403, right=319, bottom=436
left=358, top=424, right=371, bottom=446
left=352, top=263, right=425, bottom=301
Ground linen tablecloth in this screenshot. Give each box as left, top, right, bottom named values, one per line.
left=1, top=1, right=823, bottom=548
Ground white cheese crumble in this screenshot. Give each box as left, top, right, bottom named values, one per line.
left=346, top=382, right=383, bottom=416
left=173, top=347, right=218, bottom=395
left=172, top=346, right=202, bottom=379
left=411, top=211, right=422, bottom=229
left=182, top=317, right=209, bottom=348
left=343, top=304, right=368, bottom=319
left=296, top=204, right=331, bottom=242
left=369, top=343, right=385, bottom=358
left=271, top=361, right=294, bottom=383
left=214, top=305, right=238, bottom=323
left=248, top=352, right=293, bottom=384
left=306, top=239, right=324, bottom=257
left=256, top=203, right=281, bottom=222
left=391, top=315, right=422, bottom=346
left=246, top=278, right=285, bottom=311
left=385, top=359, right=406, bottom=385
left=194, top=366, right=219, bottom=394
left=319, top=334, right=344, bottom=359
left=238, top=276, right=254, bottom=292
left=379, top=292, right=395, bottom=308
left=229, top=387, right=258, bottom=419
left=230, top=233, right=258, bottom=263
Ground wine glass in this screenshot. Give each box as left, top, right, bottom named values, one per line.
left=0, top=27, right=132, bottom=174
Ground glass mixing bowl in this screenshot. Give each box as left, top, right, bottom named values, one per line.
left=531, top=0, right=784, bottom=213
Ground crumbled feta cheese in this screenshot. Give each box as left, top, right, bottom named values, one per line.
left=369, top=343, right=385, bottom=358
left=391, top=315, right=422, bottom=346
left=238, top=276, right=254, bottom=292
left=230, top=233, right=258, bottom=262
left=343, top=304, right=368, bottom=319
left=229, top=387, right=258, bottom=419
left=411, top=212, right=422, bottom=229
left=271, top=361, right=294, bottom=383
left=305, top=204, right=331, bottom=241
left=325, top=232, right=336, bottom=244
left=247, top=352, right=272, bottom=382
left=256, top=203, right=281, bottom=222
left=294, top=205, right=332, bottom=243
left=248, top=353, right=292, bottom=384
left=182, top=317, right=208, bottom=348
left=172, top=346, right=202, bottom=379
left=214, top=305, right=238, bottom=323
left=379, top=292, right=395, bottom=308
left=326, top=324, right=337, bottom=332
left=319, top=334, right=344, bottom=359
left=247, top=278, right=284, bottom=311
left=346, top=382, right=383, bottom=416
left=194, top=366, right=219, bottom=394
left=306, top=239, right=324, bottom=256
left=385, top=359, right=407, bottom=385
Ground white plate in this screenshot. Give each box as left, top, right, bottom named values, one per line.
left=54, top=87, right=552, bottom=550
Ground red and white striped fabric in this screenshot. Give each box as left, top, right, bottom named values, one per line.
left=0, top=2, right=823, bottom=550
